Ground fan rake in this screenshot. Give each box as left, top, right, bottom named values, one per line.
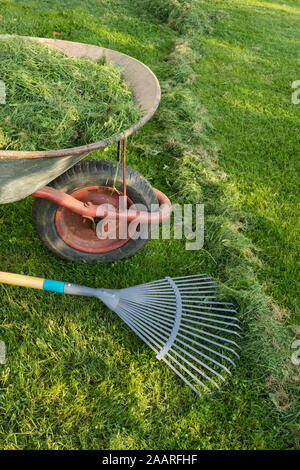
left=0, top=271, right=242, bottom=395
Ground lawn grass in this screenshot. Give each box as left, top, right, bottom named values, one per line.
left=0, top=0, right=299, bottom=450
left=195, top=0, right=300, bottom=322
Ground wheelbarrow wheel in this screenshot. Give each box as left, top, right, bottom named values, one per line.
left=32, top=159, right=158, bottom=263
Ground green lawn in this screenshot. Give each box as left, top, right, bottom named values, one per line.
left=0, top=0, right=299, bottom=450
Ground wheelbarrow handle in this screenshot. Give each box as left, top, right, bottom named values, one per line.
left=0, top=271, right=65, bottom=293
left=32, top=186, right=172, bottom=224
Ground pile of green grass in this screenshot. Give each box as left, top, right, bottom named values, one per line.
left=140, top=0, right=213, bottom=35
left=0, top=37, right=141, bottom=151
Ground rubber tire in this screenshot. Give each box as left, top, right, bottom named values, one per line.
left=32, top=159, right=158, bottom=263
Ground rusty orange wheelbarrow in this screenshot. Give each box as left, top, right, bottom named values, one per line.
left=0, top=36, right=171, bottom=262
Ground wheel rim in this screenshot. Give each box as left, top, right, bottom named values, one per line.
left=55, top=185, right=137, bottom=253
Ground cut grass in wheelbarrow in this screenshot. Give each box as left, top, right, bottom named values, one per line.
left=0, top=37, right=142, bottom=151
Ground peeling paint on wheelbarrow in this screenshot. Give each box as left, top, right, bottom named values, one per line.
left=0, top=35, right=161, bottom=204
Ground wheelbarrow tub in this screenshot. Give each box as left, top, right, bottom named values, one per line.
left=0, top=36, right=161, bottom=204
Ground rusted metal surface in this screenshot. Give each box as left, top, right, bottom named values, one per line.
left=55, top=186, right=135, bottom=253
left=32, top=185, right=172, bottom=224
left=0, top=35, right=161, bottom=203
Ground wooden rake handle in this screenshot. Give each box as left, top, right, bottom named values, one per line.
left=0, top=271, right=65, bottom=293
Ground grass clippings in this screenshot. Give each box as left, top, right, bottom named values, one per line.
left=0, top=37, right=141, bottom=151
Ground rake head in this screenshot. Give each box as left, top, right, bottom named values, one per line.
left=92, top=274, right=242, bottom=395
left=0, top=270, right=242, bottom=395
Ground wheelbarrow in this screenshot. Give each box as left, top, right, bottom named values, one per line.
left=0, top=36, right=171, bottom=263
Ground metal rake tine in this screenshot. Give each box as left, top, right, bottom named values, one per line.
left=173, top=340, right=232, bottom=377
left=172, top=342, right=228, bottom=382
left=138, top=279, right=172, bottom=287
left=117, top=305, right=166, bottom=342
left=139, top=298, right=221, bottom=311
left=168, top=348, right=224, bottom=390
left=115, top=307, right=161, bottom=354
left=118, top=303, right=172, bottom=338
left=175, top=281, right=218, bottom=287
left=181, top=318, right=243, bottom=337
left=121, top=298, right=176, bottom=322
left=171, top=345, right=222, bottom=389
left=142, top=294, right=218, bottom=301
left=179, top=323, right=243, bottom=348
left=179, top=295, right=218, bottom=300
left=143, top=298, right=216, bottom=305
left=184, top=313, right=240, bottom=325
left=180, top=296, right=222, bottom=301
left=179, top=326, right=241, bottom=358
left=177, top=332, right=237, bottom=367
left=122, top=298, right=178, bottom=316
left=162, top=357, right=205, bottom=395
left=142, top=288, right=219, bottom=296
left=175, top=286, right=220, bottom=292
left=181, top=302, right=239, bottom=314
left=182, top=310, right=241, bottom=323
left=182, top=307, right=242, bottom=324
left=116, top=306, right=166, bottom=352
left=121, top=309, right=173, bottom=339
left=134, top=283, right=170, bottom=291
left=179, top=292, right=221, bottom=296
left=120, top=306, right=185, bottom=351
left=137, top=299, right=184, bottom=309
left=176, top=279, right=219, bottom=291
left=165, top=352, right=215, bottom=393
left=122, top=301, right=239, bottom=347
left=182, top=315, right=242, bottom=330
left=177, top=283, right=219, bottom=289
left=140, top=295, right=177, bottom=302
left=142, top=286, right=176, bottom=292
left=172, top=274, right=210, bottom=280
left=143, top=288, right=219, bottom=296
left=182, top=304, right=240, bottom=316
left=119, top=301, right=174, bottom=332
left=192, top=301, right=235, bottom=306
left=175, top=278, right=214, bottom=284
left=140, top=296, right=176, bottom=302
left=121, top=298, right=178, bottom=321
left=132, top=298, right=178, bottom=310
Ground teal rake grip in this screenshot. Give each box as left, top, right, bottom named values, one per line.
left=42, top=279, right=65, bottom=293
